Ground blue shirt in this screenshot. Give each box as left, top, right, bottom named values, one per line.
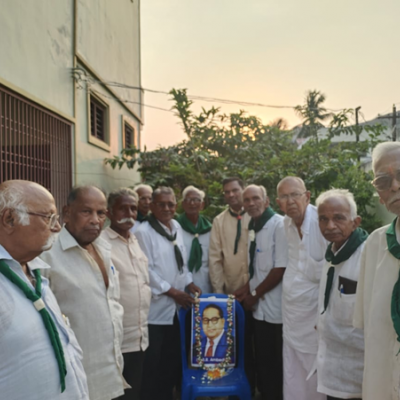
left=0, top=245, right=89, bottom=400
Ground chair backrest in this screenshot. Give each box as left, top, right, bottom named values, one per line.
left=179, top=293, right=245, bottom=370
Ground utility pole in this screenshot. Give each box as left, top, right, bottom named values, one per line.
left=392, top=104, right=397, bottom=141
left=355, top=106, right=361, bottom=142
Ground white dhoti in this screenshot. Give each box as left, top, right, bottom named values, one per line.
left=283, top=340, right=326, bottom=400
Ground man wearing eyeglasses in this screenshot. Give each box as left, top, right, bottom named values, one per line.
left=176, top=185, right=212, bottom=294
left=276, top=177, right=328, bottom=400
left=130, top=184, right=153, bottom=234
left=0, top=180, right=89, bottom=400
left=135, top=186, right=201, bottom=400
left=354, top=142, right=400, bottom=400
left=41, top=185, right=126, bottom=400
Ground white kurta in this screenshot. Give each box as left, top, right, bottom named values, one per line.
left=282, top=204, right=329, bottom=354
left=181, top=229, right=212, bottom=294
left=317, top=243, right=365, bottom=399
left=135, top=219, right=193, bottom=325
left=249, top=213, right=288, bottom=323
left=354, top=221, right=400, bottom=400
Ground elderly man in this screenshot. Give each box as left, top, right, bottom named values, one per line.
left=130, top=184, right=152, bottom=234
left=41, top=186, right=126, bottom=400
left=176, top=185, right=212, bottom=293
left=101, top=188, right=151, bottom=400
left=135, top=186, right=201, bottom=400
left=276, top=176, right=328, bottom=400
left=234, top=184, right=288, bottom=400
left=354, top=141, right=400, bottom=400
left=316, top=189, right=366, bottom=400
left=0, top=180, right=89, bottom=400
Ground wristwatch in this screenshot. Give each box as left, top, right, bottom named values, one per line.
left=251, top=289, right=257, bottom=297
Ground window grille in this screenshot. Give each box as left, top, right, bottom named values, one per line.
left=0, top=84, right=73, bottom=212
left=90, top=96, right=106, bottom=141
left=124, top=122, right=134, bottom=148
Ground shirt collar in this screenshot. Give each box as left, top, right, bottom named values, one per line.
left=287, top=203, right=312, bottom=234
left=103, top=226, right=132, bottom=243
left=207, top=329, right=225, bottom=346
left=59, top=226, right=111, bottom=251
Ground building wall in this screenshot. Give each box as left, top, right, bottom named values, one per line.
left=0, top=0, right=142, bottom=195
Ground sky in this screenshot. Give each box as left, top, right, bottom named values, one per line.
left=140, top=0, right=400, bottom=150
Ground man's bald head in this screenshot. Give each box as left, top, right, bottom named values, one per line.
left=277, top=176, right=306, bottom=193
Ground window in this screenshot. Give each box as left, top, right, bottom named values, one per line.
left=90, top=96, right=106, bottom=141
left=124, top=122, right=135, bottom=148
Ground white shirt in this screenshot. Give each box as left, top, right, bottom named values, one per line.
left=130, top=220, right=141, bottom=234
left=354, top=221, right=400, bottom=400
left=41, top=227, right=126, bottom=400
left=101, top=227, right=151, bottom=353
left=317, top=243, right=365, bottom=398
left=0, top=246, right=89, bottom=400
left=249, top=213, right=288, bottom=323
left=282, top=204, right=329, bottom=354
left=205, top=329, right=225, bottom=357
left=135, top=219, right=193, bottom=325
left=181, top=228, right=212, bottom=294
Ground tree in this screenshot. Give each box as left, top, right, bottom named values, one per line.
left=295, top=90, right=332, bottom=140
left=105, top=89, right=384, bottom=232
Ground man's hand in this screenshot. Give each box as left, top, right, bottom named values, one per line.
left=233, top=282, right=250, bottom=303
left=243, top=293, right=258, bottom=311
left=187, top=282, right=202, bottom=296
left=166, top=287, right=195, bottom=309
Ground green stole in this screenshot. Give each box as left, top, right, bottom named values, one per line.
left=386, top=218, right=400, bottom=343
left=137, top=210, right=147, bottom=223
left=248, top=207, right=276, bottom=279
left=228, top=208, right=246, bottom=255
left=322, top=227, right=368, bottom=313
left=0, top=260, right=67, bottom=392
left=147, top=214, right=184, bottom=273
left=175, top=213, right=212, bottom=272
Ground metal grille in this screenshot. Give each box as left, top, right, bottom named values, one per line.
left=0, top=84, right=73, bottom=212
left=124, top=122, right=134, bottom=148
left=90, top=96, right=106, bottom=141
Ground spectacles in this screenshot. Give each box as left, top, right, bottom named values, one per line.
left=183, top=198, right=202, bottom=204
left=277, top=191, right=306, bottom=202
left=371, top=170, right=400, bottom=191
left=154, top=202, right=176, bottom=209
left=27, top=212, right=60, bottom=229
left=202, top=317, right=222, bottom=325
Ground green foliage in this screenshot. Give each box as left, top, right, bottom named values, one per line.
left=104, top=88, right=385, bottom=232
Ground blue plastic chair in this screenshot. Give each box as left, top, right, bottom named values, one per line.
left=179, top=293, right=251, bottom=400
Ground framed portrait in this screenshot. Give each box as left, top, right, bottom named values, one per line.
left=191, top=296, right=236, bottom=367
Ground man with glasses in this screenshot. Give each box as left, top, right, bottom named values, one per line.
left=135, top=186, right=201, bottom=400
left=276, top=177, right=328, bottom=400
left=354, top=142, right=400, bottom=400
left=176, top=185, right=212, bottom=293
left=130, top=184, right=153, bottom=233
left=0, top=180, right=89, bottom=400
left=41, top=186, right=126, bottom=400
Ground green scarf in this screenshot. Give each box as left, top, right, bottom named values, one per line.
left=248, top=207, right=276, bottom=279
left=386, top=218, right=400, bottom=343
left=322, top=227, right=368, bottom=313
left=176, top=213, right=212, bottom=272
left=0, top=260, right=67, bottom=392
left=137, top=210, right=147, bottom=223
left=228, top=208, right=246, bottom=255
left=147, top=214, right=184, bottom=273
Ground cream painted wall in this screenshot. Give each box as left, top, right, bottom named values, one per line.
left=77, top=0, right=142, bottom=119
left=0, top=0, right=74, bottom=117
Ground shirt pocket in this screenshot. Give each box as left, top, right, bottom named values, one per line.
left=256, top=246, right=273, bottom=273
left=330, top=291, right=356, bottom=325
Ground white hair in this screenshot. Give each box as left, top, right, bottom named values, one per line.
left=316, top=189, right=357, bottom=219
left=243, top=184, right=268, bottom=201
left=182, top=185, right=205, bottom=201
left=0, top=185, right=30, bottom=225
left=371, top=142, right=400, bottom=173
left=133, top=184, right=153, bottom=194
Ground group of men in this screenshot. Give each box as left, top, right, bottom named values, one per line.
left=1, top=141, right=400, bottom=400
